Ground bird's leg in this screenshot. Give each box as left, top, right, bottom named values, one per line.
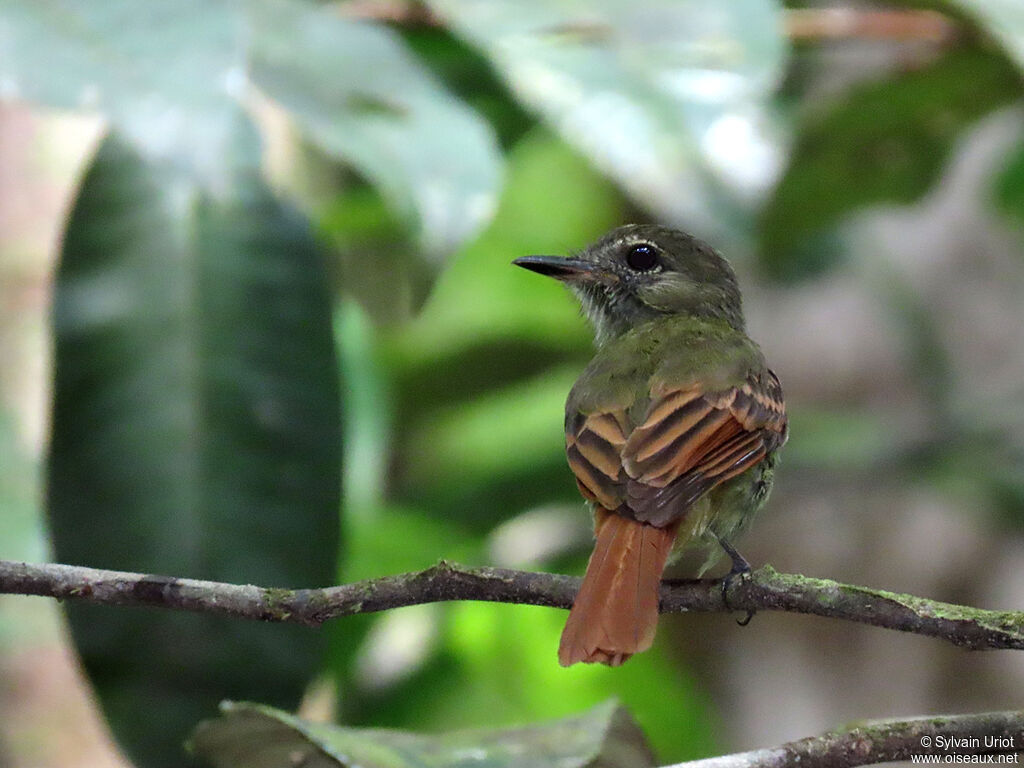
left=717, top=536, right=755, bottom=626
left=718, top=536, right=751, bottom=575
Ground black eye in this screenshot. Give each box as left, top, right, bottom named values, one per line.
left=626, top=244, right=660, bottom=272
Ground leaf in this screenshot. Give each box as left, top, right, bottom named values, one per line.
left=759, top=47, right=1023, bottom=281
left=385, top=129, right=620, bottom=527
left=0, top=0, right=244, bottom=175
left=0, top=0, right=502, bottom=258
left=425, top=0, right=789, bottom=239
left=946, top=0, right=1024, bottom=70
left=398, top=24, right=536, bottom=149
left=189, top=699, right=656, bottom=768
left=385, top=128, right=615, bottom=362
left=435, top=602, right=717, bottom=763
left=994, top=138, right=1024, bottom=227
left=47, top=118, right=341, bottom=767
left=248, top=0, right=502, bottom=258
left=401, top=365, right=577, bottom=492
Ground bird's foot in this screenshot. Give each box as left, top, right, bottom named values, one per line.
left=717, top=537, right=755, bottom=626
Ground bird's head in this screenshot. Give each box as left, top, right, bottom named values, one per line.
left=514, top=224, right=744, bottom=345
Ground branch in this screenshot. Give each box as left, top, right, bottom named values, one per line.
left=2, top=559, right=1024, bottom=651
left=338, top=1, right=959, bottom=43
left=783, top=8, right=955, bottom=43
left=665, top=710, right=1024, bottom=768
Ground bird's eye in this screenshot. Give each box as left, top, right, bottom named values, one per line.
left=625, top=244, right=660, bottom=272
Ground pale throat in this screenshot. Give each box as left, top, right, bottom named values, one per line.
left=571, top=283, right=661, bottom=348
left=571, top=283, right=745, bottom=348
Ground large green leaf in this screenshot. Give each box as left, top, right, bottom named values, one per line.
left=248, top=0, right=502, bottom=259
left=0, top=0, right=244, bottom=174
left=48, top=120, right=341, bottom=767
left=946, top=0, right=1024, bottom=69
left=759, top=47, right=1023, bottom=280
left=426, top=0, right=788, bottom=240
left=425, top=601, right=716, bottom=764
left=190, top=699, right=656, bottom=768
left=0, top=0, right=502, bottom=257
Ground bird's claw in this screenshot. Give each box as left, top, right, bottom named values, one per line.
left=717, top=537, right=756, bottom=626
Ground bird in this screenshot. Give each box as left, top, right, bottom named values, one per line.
left=513, top=224, right=788, bottom=667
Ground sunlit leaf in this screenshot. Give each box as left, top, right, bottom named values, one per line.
left=440, top=602, right=717, bottom=763
left=248, top=0, right=503, bottom=258
left=0, top=0, right=502, bottom=257
left=0, top=0, right=243, bottom=175
left=399, top=25, right=535, bottom=148
left=190, top=699, right=656, bottom=768
left=426, top=0, right=788, bottom=240
left=48, top=118, right=341, bottom=767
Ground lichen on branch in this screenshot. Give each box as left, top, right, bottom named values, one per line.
left=2, top=559, right=1024, bottom=651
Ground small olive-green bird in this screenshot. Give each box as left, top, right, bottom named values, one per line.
left=514, top=224, right=788, bottom=667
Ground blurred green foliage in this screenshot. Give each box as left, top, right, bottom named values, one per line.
left=0, top=415, right=50, bottom=650
left=323, top=130, right=717, bottom=761
left=2, top=0, right=1024, bottom=767
left=49, top=122, right=341, bottom=767
left=191, top=699, right=658, bottom=768
left=761, top=47, right=1023, bottom=279
left=995, top=139, right=1024, bottom=225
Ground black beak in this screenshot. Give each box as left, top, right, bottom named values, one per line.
left=512, top=255, right=604, bottom=282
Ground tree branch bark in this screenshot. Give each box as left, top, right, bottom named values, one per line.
left=340, top=1, right=959, bottom=43
left=2, top=558, right=1024, bottom=651
left=665, top=710, right=1024, bottom=768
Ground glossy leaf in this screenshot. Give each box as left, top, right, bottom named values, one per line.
left=248, top=0, right=502, bottom=258
left=0, top=0, right=243, bottom=175
left=190, top=699, right=656, bottom=768
left=426, top=0, right=788, bottom=239
left=0, top=0, right=501, bottom=258
left=48, top=121, right=341, bottom=767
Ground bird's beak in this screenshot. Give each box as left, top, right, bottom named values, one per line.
left=512, top=255, right=608, bottom=283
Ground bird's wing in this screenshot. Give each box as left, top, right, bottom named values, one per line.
left=566, top=370, right=786, bottom=527
left=565, top=409, right=631, bottom=511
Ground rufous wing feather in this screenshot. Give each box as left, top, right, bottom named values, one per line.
left=622, top=371, right=787, bottom=527
left=558, top=509, right=681, bottom=667
left=560, top=369, right=787, bottom=666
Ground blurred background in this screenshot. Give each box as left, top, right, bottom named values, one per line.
left=2, top=0, right=1024, bottom=766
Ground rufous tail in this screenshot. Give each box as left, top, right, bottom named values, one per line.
left=558, top=510, right=680, bottom=667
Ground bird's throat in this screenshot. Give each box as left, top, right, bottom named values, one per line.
left=571, top=283, right=660, bottom=348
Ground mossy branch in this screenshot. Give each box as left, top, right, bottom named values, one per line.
left=2, top=558, right=1023, bottom=651
left=666, top=709, right=1024, bottom=768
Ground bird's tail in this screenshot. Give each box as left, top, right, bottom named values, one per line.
left=558, top=509, right=680, bottom=667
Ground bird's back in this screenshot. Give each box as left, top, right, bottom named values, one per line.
left=566, top=315, right=767, bottom=429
